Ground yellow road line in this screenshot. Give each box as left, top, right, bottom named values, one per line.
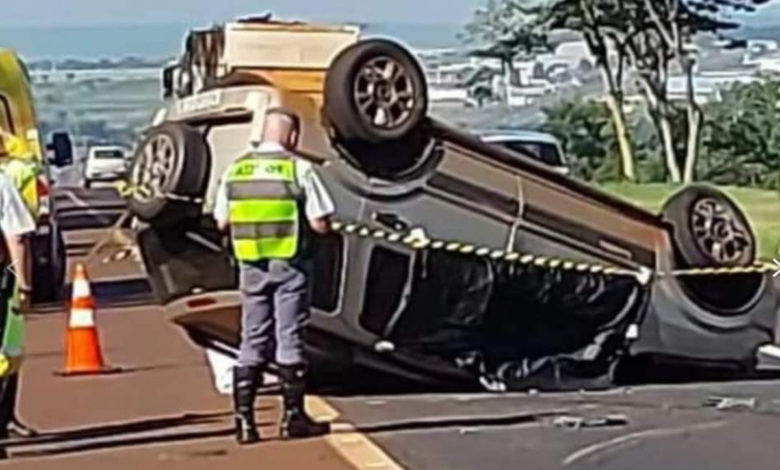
left=308, top=396, right=406, bottom=470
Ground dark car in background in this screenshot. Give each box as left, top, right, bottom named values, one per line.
left=476, top=128, right=570, bottom=176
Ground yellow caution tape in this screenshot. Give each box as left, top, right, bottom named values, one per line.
left=321, top=220, right=777, bottom=285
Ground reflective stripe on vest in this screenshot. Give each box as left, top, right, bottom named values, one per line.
left=225, top=154, right=300, bottom=261
left=0, top=158, right=40, bottom=217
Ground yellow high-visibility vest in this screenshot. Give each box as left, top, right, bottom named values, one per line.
left=226, top=154, right=301, bottom=261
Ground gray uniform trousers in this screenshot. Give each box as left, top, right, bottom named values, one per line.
left=237, top=259, right=309, bottom=368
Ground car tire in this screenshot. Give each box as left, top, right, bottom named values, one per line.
left=661, top=185, right=755, bottom=268
left=324, top=39, right=428, bottom=144
left=337, top=126, right=432, bottom=180
left=127, top=123, right=211, bottom=226
left=662, top=185, right=762, bottom=313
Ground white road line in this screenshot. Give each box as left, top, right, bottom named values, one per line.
left=63, top=189, right=90, bottom=208
left=562, top=421, right=727, bottom=467
left=308, top=396, right=407, bottom=470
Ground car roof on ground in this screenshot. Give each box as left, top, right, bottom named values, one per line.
left=473, top=128, right=559, bottom=144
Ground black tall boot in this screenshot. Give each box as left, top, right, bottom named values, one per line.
left=279, top=365, right=330, bottom=439
left=5, top=375, right=37, bottom=439
left=233, top=365, right=260, bottom=444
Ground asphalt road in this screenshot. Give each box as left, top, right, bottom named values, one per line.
left=328, top=381, right=780, bottom=470
left=23, top=181, right=780, bottom=469
left=10, top=184, right=355, bottom=468
left=47, top=181, right=152, bottom=310
left=9, top=305, right=353, bottom=469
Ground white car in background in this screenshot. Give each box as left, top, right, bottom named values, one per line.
left=84, top=145, right=129, bottom=188
left=476, top=129, right=570, bottom=175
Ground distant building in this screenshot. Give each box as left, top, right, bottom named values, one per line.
left=534, top=40, right=601, bottom=74
left=623, top=71, right=763, bottom=105
left=29, top=68, right=159, bottom=85
left=744, top=50, right=780, bottom=73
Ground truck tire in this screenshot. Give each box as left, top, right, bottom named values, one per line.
left=127, top=123, right=211, bottom=226
left=325, top=39, right=428, bottom=144
left=31, top=224, right=66, bottom=303
left=661, top=185, right=755, bottom=268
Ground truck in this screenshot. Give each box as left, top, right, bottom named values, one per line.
left=125, top=17, right=780, bottom=391
left=0, top=49, right=71, bottom=303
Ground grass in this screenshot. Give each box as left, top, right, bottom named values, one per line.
left=600, top=183, right=780, bottom=261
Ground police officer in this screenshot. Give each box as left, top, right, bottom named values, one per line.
left=214, top=108, right=334, bottom=444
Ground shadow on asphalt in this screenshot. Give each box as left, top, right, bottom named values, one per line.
left=0, top=410, right=270, bottom=458
left=32, top=278, right=155, bottom=314
left=10, top=427, right=236, bottom=458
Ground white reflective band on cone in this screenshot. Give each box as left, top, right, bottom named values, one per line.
left=73, top=280, right=91, bottom=299
left=69, top=308, right=95, bottom=328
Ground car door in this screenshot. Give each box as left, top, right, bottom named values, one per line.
left=317, top=143, right=521, bottom=349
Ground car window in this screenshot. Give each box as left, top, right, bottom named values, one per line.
left=93, top=149, right=124, bottom=159
left=499, top=141, right=563, bottom=166
left=360, top=246, right=410, bottom=336
left=310, top=233, right=344, bottom=313
left=389, top=251, right=492, bottom=345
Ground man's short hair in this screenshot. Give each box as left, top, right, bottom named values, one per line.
left=266, top=107, right=301, bottom=132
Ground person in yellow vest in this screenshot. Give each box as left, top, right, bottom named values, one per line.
left=0, top=131, right=38, bottom=446
left=0, top=133, right=35, bottom=457
left=214, top=108, right=334, bottom=444
left=0, top=131, right=39, bottom=216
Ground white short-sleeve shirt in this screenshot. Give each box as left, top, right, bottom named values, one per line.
left=0, top=173, right=35, bottom=237
left=214, top=142, right=336, bottom=228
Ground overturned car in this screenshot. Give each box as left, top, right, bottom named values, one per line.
left=127, top=18, right=780, bottom=391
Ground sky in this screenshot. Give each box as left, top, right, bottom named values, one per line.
left=0, top=0, right=478, bottom=27
left=1, top=0, right=779, bottom=59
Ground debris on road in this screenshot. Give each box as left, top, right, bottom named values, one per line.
left=553, top=414, right=629, bottom=430
left=458, top=427, right=480, bottom=435
left=702, top=396, right=757, bottom=410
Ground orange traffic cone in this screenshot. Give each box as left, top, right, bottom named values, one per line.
left=60, top=264, right=120, bottom=376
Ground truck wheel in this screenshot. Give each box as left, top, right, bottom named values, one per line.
left=31, top=225, right=66, bottom=303
left=127, top=123, right=210, bottom=226
left=325, top=39, right=428, bottom=144
left=661, top=185, right=755, bottom=268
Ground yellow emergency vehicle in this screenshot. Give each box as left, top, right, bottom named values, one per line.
left=0, top=49, right=70, bottom=303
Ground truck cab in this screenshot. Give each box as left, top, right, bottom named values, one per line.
left=0, top=49, right=71, bottom=302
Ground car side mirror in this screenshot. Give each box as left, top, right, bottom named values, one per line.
left=47, top=132, right=73, bottom=167
left=162, top=65, right=175, bottom=100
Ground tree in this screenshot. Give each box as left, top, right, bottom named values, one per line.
left=460, top=0, right=550, bottom=89
left=628, top=0, right=761, bottom=183
left=600, top=1, right=683, bottom=182
left=541, top=97, right=619, bottom=181
left=700, top=80, right=780, bottom=188
left=546, top=0, right=772, bottom=184
left=544, top=0, right=637, bottom=181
